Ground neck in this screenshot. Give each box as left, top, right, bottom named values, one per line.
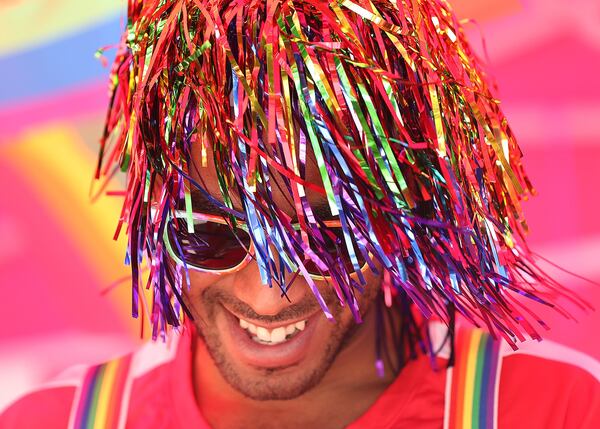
left=191, top=305, right=403, bottom=429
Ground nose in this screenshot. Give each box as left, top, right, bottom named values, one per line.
left=230, top=256, right=307, bottom=317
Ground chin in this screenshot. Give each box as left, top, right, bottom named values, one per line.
left=195, top=308, right=354, bottom=401
left=218, top=360, right=330, bottom=401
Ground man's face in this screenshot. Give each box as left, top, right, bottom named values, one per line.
left=180, top=148, right=383, bottom=401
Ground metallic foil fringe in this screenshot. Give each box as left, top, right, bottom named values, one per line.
left=97, top=0, right=589, bottom=347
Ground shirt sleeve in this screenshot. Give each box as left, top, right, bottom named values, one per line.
left=564, top=367, right=600, bottom=428
left=498, top=352, right=600, bottom=429
left=0, top=386, right=75, bottom=429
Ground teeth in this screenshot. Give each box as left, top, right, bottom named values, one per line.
left=270, top=327, right=286, bottom=343
left=285, top=324, right=296, bottom=336
left=238, top=317, right=308, bottom=345
left=256, top=326, right=271, bottom=342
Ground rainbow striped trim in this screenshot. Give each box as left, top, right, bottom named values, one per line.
left=71, top=355, right=132, bottom=429
left=447, top=328, right=501, bottom=429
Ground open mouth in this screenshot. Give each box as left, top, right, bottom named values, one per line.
left=238, top=317, right=307, bottom=345
left=220, top=305, right=321, bottom=369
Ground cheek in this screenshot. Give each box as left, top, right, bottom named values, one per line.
left=355, top=265, right=384, bottom=312
left=187, top=269, right=232, bottom=291
left=182, top=271, right=226, bottom=314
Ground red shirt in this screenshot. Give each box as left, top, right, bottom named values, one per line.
left=2, top=323, right=599, bottom=428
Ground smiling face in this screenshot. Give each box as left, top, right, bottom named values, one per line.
left=179, top=148, right=384, bottom=401
left=184, top=259, right=382, bottom=401
left=101, top=2, right=551, bottom=392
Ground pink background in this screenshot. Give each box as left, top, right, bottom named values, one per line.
left=1, top=0, right=599, bottom=409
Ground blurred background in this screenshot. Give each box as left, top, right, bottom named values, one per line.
left=1, top=0, right=599, bottom=409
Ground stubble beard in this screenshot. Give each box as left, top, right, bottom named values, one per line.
left=189, top=286, right=371, bottom=401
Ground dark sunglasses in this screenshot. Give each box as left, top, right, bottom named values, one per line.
left=163, top=210, right=368, bottom=279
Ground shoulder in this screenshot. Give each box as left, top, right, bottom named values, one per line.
left=0, top=387, right=75, bottom=428
left=498, top=338, right=600, bottom=429
left=0, top=336, right=181, bottom=429
left=0, top=365, right=85, bottom=429
left=499, top=338, right=600, bottom=392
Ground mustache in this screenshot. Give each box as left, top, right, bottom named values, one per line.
left=201, top=287, right=340, bottom=323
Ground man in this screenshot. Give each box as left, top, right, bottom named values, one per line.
left=2, top=0, right=599, bottom=428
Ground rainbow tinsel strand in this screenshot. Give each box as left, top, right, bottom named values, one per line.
left=97, top=0, right=587, bottom=347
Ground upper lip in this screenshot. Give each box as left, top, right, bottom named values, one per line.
left=221, top=303, right=316, bottom=329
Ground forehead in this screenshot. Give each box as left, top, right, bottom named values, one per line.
left=187, top=144, right=332, bottom=220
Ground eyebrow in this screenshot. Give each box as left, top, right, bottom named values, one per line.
left=305, top=203, right=333, bottom=221
left=189, top=190, right=231, bottom=217
left=188, top=190, right=334, bottom=222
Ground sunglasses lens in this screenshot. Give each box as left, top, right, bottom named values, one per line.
left=166, top=215, right=365, bottom=277
left=305, top=228, right=366, bottom=276
left=167, top=219, right=251, bottom=270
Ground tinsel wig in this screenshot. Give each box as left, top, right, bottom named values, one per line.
left=98, top=0, right=586, bottom=349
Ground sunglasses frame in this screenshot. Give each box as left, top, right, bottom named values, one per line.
left=162, top=210, right=369, bottom=280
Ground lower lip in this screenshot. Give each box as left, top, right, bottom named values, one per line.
left=222, top=307, right=320, bottom=369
